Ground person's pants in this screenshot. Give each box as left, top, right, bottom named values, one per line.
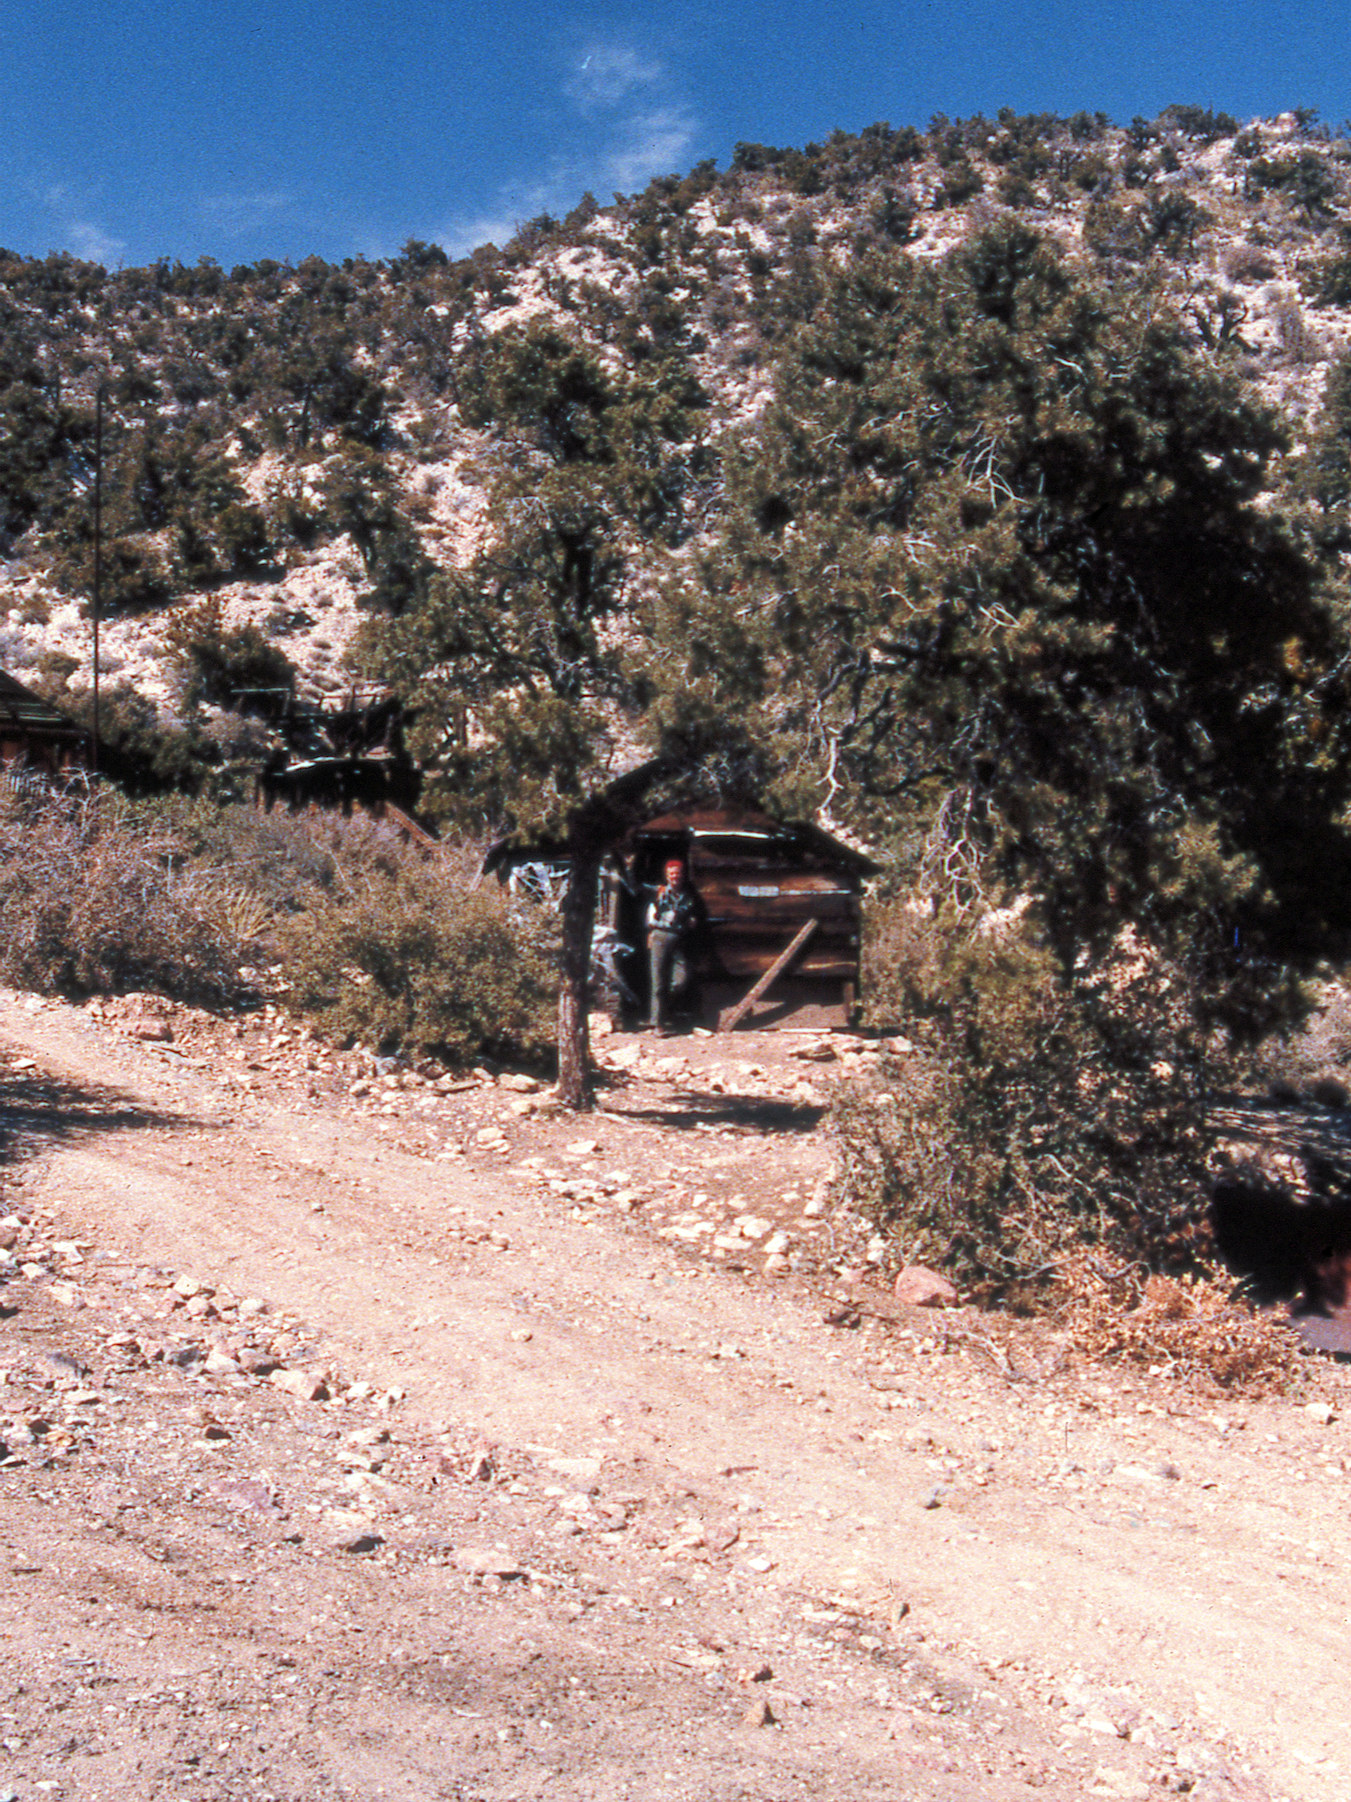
left=647, top=930, right=689, bottom=1027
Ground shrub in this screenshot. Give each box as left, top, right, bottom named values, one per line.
left=1247, top=976, right=1351, bottom=1090
left=731, top=142, right=790, bottom=174
left=279, top=844, right=559, bottom=1066
left=1246, top=151, right=1339, bottom=219
left=0, top=783, right=259, bottom=1003
left=836, top=901, right=1220, bottom=1301
left=55, top=681, right=220, bottom=794
left=98, top=535, right=176, bottom=612
left=265, top=472, right=325, bottom=548
left=1305, top=239, right=1351, bottom=307
left=1143, top=191, right=1210, bottom=255
left=162, top=597, right=296, bottom=712
left=869, top=188, right=917, bottom=244
left=1067, top=150, right=1111, bottom=192
left=215, top=502, right=274, bottom=573
left=996, top=170, right=1039, bottom=210
left=935, top=160, right=984, bottom=208
left=1082, top=197, right=1145, bottom=259
left=1055, top=1258, right=1307, bottom=1392
left=1156, top=105, right=1238, bottom=142
left=1222, top=240, right=1276, bottom=283
left=1272, top=292, right=1321, bottom=365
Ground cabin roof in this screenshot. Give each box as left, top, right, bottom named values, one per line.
left=626, top=806, right=881, bottom=875
left=0, top=669, right=89, bottom=743
left=483, top=806, right=883, bottom=880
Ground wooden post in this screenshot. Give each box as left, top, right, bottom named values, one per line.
left=720, top=919, right=818, bottom=1033
left=382, top=802, right=439, bottom=850
left=91, top=385, right=103, bottom=777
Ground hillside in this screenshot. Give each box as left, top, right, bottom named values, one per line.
left=3, top=104, right=1351, bottom=762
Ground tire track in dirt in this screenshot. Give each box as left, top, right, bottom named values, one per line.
left=2, top=989, right=1346, bottom=1800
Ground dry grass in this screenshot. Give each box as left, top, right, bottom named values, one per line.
left=0, top=781, right=259, bottom=1005
left=1056, top=1256, right=1310, bottom=1394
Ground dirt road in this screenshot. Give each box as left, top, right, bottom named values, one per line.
left=0, top=987, right=1346, bottom=1801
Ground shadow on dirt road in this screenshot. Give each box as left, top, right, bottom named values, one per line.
left=610, top=1092, right=826, bottom=1133
left=0, top=1064, right=201, bottom=1168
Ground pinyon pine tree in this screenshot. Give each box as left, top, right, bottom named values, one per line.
left=370, top=322, right=730, bottom=1106
left=661, top=221, right=1351, bottom=1283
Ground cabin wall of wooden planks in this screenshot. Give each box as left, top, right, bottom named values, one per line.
left=594, top=807, right=876, bottom=1027
left=689, top=844, right=862, bottom=979
left=0, top=732, right=87, bottom=773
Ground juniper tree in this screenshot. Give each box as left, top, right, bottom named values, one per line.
left=672, top=221, right=1351, bottom=1023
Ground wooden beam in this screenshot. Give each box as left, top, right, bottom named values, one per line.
left=382, top=802, right=439, bottom=851
left=720, top=919, right=818, bottom=1032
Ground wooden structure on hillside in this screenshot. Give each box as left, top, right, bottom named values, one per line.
left=252, top=692, right=436, bottom=846
left=614, top=808, right=879, bottom=1027
left=487, top=805, right=880, bottom=1029
left=0, top=669, right=91, bottom=776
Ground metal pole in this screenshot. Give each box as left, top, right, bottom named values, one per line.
left=91, top=385, right=102, bottom=777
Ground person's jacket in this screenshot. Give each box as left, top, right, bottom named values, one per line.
left=646, top=883, right=699, bottom=937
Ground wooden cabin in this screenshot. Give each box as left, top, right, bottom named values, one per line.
left=606, top=807, right=880, bottom=1029
left=484, top=805, right=881, bottom=1029
left=0, top=669, right=91, bottom=777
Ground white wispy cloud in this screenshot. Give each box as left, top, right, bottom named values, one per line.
left=439, top=36, right=697, bottom=257
left=563, top=44, right=663, bottom=112
left=602, top=104, right=698, bottom=193
left=198, top=189, right=293, bottom=240
left=26, top=177, right=126, bottom=266
left=66, top=220, right=126, bottom=265
left=447, top=191, right=559, bottom=263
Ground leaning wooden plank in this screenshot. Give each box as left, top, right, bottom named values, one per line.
left=720, top=919, right=819, bottom=1032
left=382, top=803, right=440, bottom=850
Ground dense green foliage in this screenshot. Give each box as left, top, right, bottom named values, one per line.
left=667, top=219, right=1351, bottom=1286
left=280, top=850, right=559, bottom=1066
left=372, top=320, right=713, bottom=834
left=161, top=597, right=297, bottom=712
left=842, top=899, right=1218, bottom=1294
left=675, top=222, right=1351, bottom=1034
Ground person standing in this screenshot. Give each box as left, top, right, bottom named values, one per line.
left=645, top=858, right=701, bottom=1033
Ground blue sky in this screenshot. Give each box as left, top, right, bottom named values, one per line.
left=4, top=0, right=1349, bottom=270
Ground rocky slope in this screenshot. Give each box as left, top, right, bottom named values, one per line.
left=2, top=106, right=1350, bottom=734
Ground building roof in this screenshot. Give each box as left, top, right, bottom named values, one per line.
left=626, top=806, right=882, bottom=875
left=483, top=805, right=884, bottom=880
left=0, top=669, right=90, bottom=744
